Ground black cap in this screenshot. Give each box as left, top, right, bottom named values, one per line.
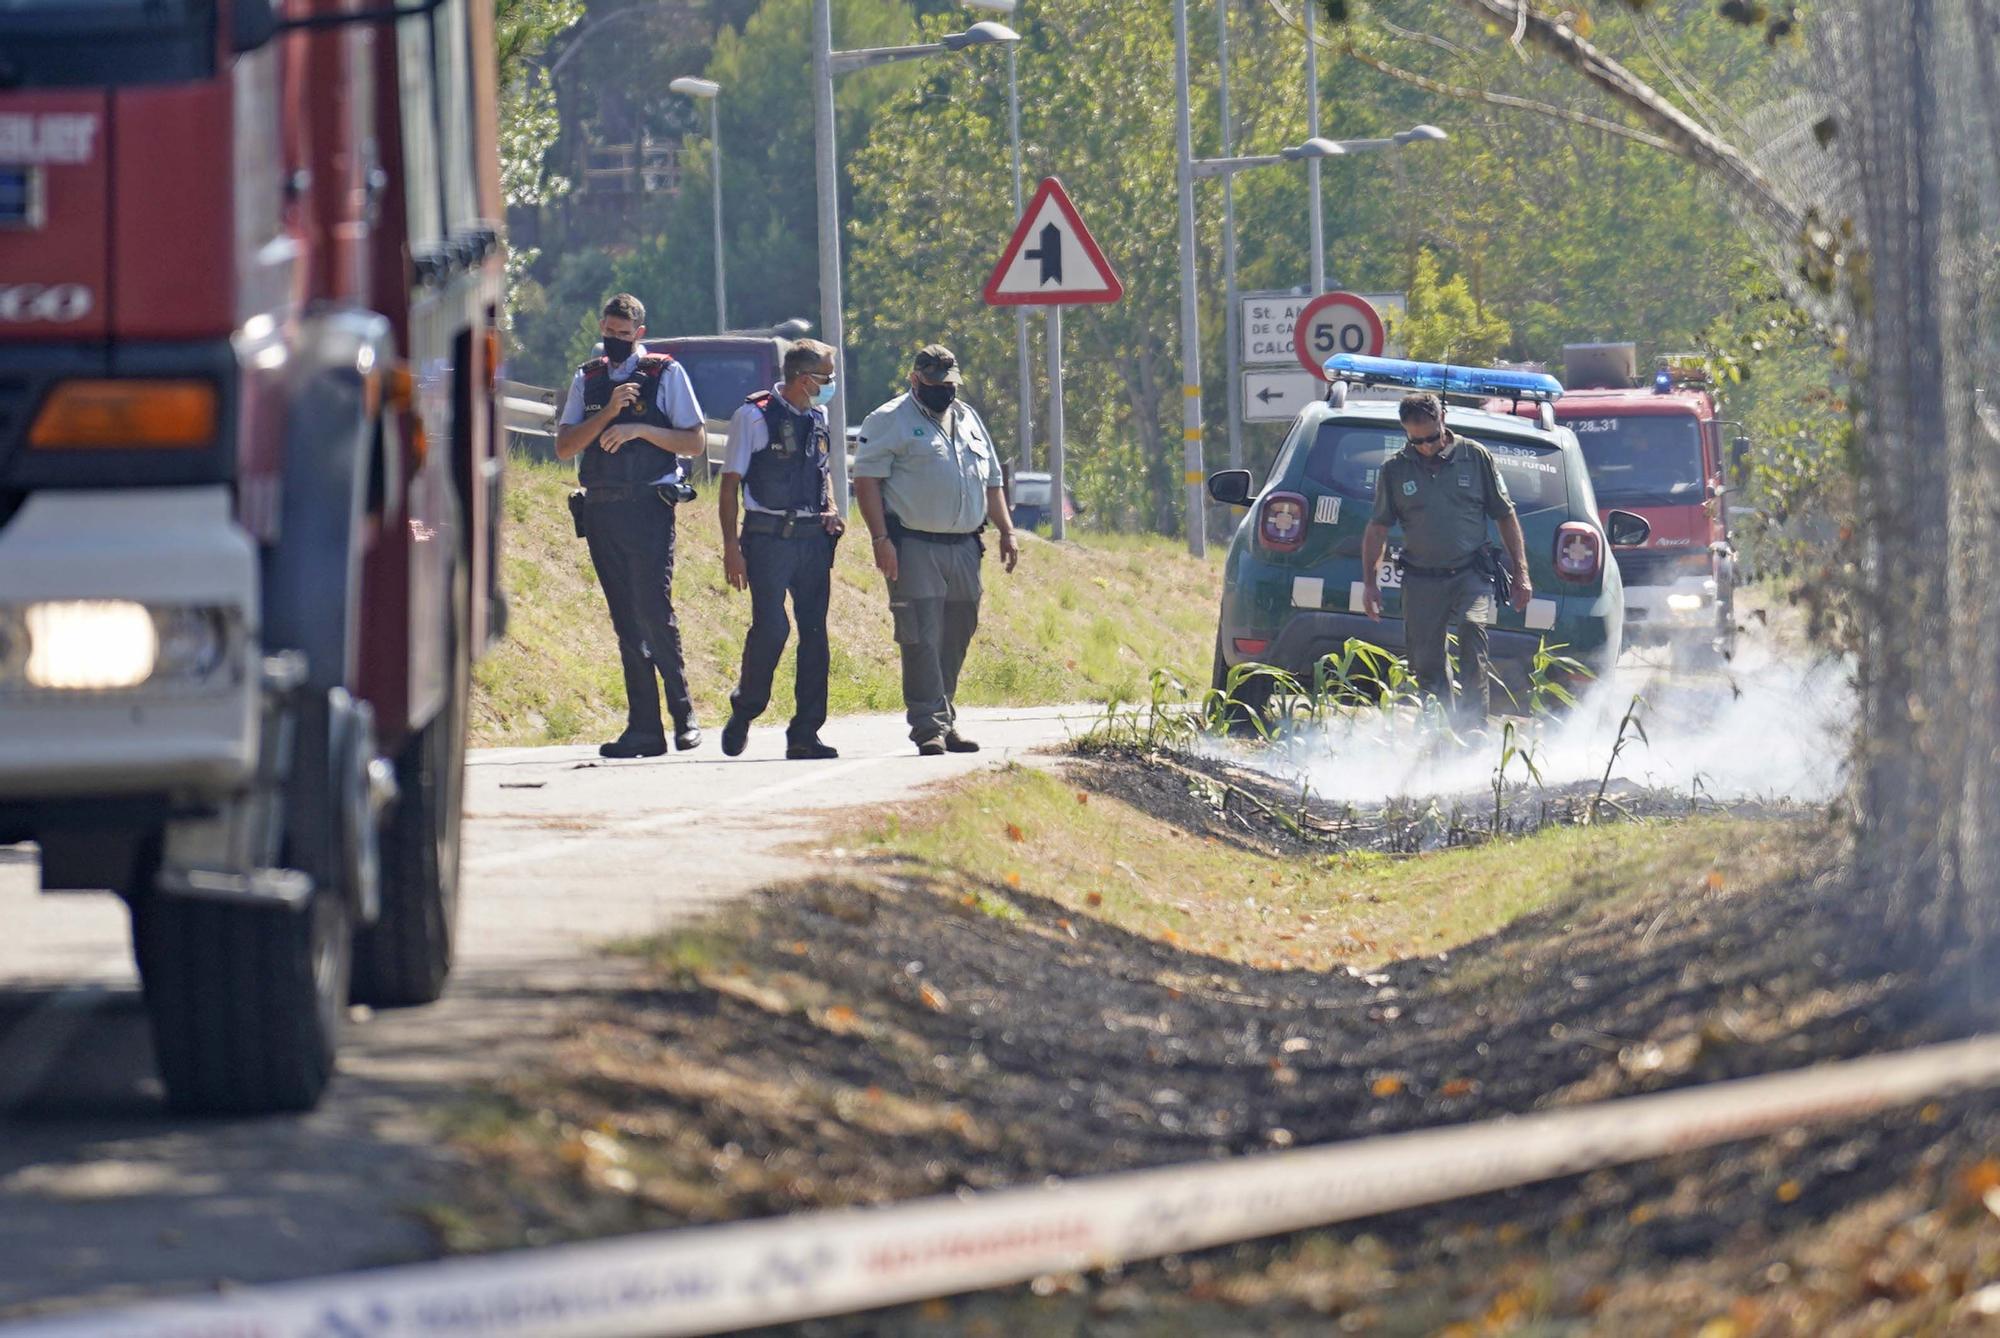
left=913, top=343, right=963, bottom=385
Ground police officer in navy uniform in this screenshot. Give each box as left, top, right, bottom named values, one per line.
left=717, top=340, right=845, bottom=760
left=555, top=293, right=708, bottom=757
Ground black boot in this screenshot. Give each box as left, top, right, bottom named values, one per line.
left=600, top=732, right=667, bottom=759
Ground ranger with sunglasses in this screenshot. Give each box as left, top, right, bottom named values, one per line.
left=1361, top=391, right=1533, bottom=724
left=717, top=339, right=846, bottom=760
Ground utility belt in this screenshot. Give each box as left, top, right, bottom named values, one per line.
left=566, top=479, right=698, bottom=540
left=741, top=510, right=825, bottom=539
left=885, top=514, right=983, bottom=546
left=1396, top=555, right=1477, bottom=580
left=1397, top=545, right=1514, bottom=604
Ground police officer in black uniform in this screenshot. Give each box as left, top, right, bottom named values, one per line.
left=717, top=339, right=845, bottom=759
left=555, top=293, right=708, bottom=757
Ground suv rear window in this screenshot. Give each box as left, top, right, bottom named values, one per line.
left=1300, top=424, right=1567, bottom=512
left=664, top=348, right=766, bottom=420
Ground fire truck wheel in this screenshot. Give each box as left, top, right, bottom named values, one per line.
left=352, top=569, right=468, bottom=1007
left=134, top=887, right=350, bottom=1114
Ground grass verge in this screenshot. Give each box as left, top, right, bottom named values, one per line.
left=849, top=763, right=1792, bottom=972
left=472, top=452, right=1223, bottom=746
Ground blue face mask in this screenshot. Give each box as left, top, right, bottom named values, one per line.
left=810, top=378, right=837, bottom=408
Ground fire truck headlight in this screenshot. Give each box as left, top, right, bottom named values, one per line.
left=1, top=602, right=238, bottom=692
left=24, top=601, right=157, bottom=689
left=1666, top=593, right=1706, bottom=613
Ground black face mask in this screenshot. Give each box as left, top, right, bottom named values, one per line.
left=914, top=381, right=957, bottom=414
left=602, top=336, right=636, bottom=364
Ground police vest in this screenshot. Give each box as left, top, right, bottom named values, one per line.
left=577, top=354, right=680, bottom=489
left=743, top=390, right=830, bottom=514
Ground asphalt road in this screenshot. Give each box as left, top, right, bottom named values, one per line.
left=0, top=704, right=1085, bottom=1321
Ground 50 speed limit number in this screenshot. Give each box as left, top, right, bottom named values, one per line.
left=1293, top=291, right=1386, bottom=380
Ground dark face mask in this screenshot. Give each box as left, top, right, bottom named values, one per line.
left=602, top=335, right=636, bottom=364
left=914, top=381, right=957, bottom=414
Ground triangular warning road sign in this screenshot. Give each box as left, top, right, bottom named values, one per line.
left=983, top=177, right=1124, bottom=307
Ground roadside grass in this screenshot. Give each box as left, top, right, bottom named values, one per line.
left=471, top=453, right=1222, bottom=746
left=843, top=764, right=1797, bottom=971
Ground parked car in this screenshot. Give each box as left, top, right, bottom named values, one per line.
left=1207, top=356, right=1650, bottom=715
left=1010, top=471, right=1082, bottom=532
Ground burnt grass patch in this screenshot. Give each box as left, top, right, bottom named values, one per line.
left=437, top=751, right=2000, bottom=1335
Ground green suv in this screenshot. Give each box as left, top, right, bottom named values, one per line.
left=1207, top=368, right=1647, bottom=714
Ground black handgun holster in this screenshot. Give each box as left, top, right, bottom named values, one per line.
left=567, top=488, right=589, bottom=539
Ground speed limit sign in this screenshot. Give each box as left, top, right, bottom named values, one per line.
left=1293, top=291, right=1386, bottom=380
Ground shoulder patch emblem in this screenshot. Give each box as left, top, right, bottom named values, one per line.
left=1458, top=471, right=1472, bottom=487
left=1401, top=479, right=1418, bottom=497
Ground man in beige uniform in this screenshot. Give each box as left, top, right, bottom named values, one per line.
left=853, top=345, right=1020, bottom=755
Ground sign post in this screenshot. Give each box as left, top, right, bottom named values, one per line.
left=984, top=176, right=1123, bottom=545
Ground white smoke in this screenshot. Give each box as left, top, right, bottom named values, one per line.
left=1220, top=629, right=1853, bottom=809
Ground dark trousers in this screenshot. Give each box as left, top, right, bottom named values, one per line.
left=1401, top=567, right=1493, bottom=724
left=730, top=528, right=835, bottom=743
left=584, top=494, right=693, bottom=738
left=886, top=535, right=983, bottom=743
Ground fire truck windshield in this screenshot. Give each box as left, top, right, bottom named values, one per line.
left=1569, top=416, right=1705, bottom=506
left=0, top=0, right=212, bottom=88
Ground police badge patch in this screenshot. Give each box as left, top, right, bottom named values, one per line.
left=1402, top=479, right=1418, bottom=496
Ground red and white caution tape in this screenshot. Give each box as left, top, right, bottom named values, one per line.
left=12, top=1033, right=2000, bottom=1338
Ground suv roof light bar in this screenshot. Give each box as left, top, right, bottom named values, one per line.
left=1323, top=353, right=1565, bottom=403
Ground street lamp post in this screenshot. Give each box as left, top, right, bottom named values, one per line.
left=963, top=0, right=1033, bottom=476
left=1219, top=0, right=1242, bottom=471
left=1304, top=0, right=1323, bottom=295
left=1176, top=126, right=1448, bottom=536
left=668, top=76, right=727, bottom=331
left=813, top=3, right=1020, bottom=512
left=1171, top=0, right=1204, bottom=557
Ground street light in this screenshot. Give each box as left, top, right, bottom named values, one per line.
left=814, top=1, right=1021, bottom=511
left=962, top=0, right=1033, bottom=476
left=1175, top=101, right=1447, bottom=548
left=668, top=76, right=727, bottom=332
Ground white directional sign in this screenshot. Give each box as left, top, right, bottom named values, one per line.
left=1240, top=292, right=1312, bottom=365
left=983, top=177, right=1123, bottom=306
left=1243, top=368, right=1323, bottom=421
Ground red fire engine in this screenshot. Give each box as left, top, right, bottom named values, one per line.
left=0, top=0, right=507, bottom=1111
left=1516, top=343, right=1745, bottom=666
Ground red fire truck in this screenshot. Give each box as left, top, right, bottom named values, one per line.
left=1518, top=344, right=1744, bottom=666
left=0, top=0, right=507, bottom=1111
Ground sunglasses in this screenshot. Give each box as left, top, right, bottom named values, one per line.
left=1407, top=429, right=1445, bottom=447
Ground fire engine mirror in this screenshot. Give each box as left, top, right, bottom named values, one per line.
left=1731, top=434, right=1751, bottom=479
left=1605, top=510, right=1652, bottom=548
left=232, top=0, right=279, bottom=50
left=1207, top=469, right=1253, bottom=508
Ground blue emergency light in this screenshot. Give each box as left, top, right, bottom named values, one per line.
left=1323, top=353, right=1565, bottom=402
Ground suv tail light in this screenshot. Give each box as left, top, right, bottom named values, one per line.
left=1555, top=521, right=1602, bottom=582
left=1257, top=491, right=1309, bottom=553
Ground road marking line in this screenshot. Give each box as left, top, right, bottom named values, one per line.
left=20, top=1032, right=2000, bottom=1338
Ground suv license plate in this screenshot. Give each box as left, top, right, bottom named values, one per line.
left=1377, top=549, right=1403, bottom=590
